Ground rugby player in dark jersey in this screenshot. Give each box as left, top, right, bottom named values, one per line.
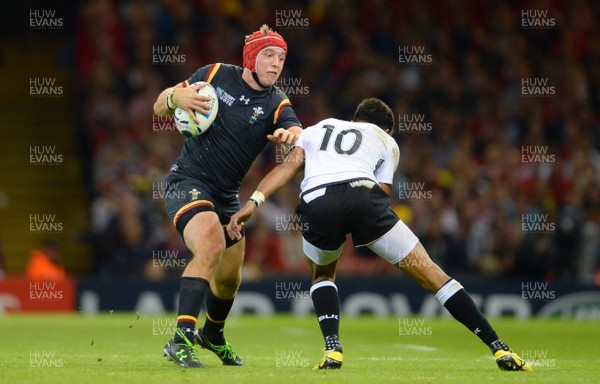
left=153, top=25, right=302, bottom=368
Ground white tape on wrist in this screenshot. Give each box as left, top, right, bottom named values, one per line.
left=249, top=191, right=266, bottom=207
left=166, top=89, right=176, bottom=111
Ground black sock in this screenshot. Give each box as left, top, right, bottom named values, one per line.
left=436, top=279, right=500, bottom=350
left=174, top=277, right=209, bottom=343
left=310, top=281, right=341, bottom=348
left=202, top=288, right=234, bottom=344
left=324, top=335, right=342, bottom=352
left=489, top=339, right=511, bottom=353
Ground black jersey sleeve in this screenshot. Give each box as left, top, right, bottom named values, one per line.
left=183, top=63, right=220, bottom=86
left=272, top=88, right=302, bottom=130
left=275, top=103, right=302, bottom=129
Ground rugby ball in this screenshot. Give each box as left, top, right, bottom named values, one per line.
left=174, top=82, right=219, bottom=137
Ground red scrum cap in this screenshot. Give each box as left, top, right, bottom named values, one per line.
left=243, top=24, right=287, bottom=73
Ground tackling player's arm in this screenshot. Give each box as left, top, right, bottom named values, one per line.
left=267, top=125, right=303, bottom=145
left=267, top=98, right=303, bottom=145
left=227, top=147, right=305, bottom=240
left=153, top=82, right=213, bottom=121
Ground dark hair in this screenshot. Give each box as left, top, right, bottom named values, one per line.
left=352, top=98, right=395, bottom=135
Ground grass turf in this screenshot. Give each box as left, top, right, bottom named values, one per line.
left=0, top=314, right=597, bottom=383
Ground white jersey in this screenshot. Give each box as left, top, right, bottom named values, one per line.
left=294, top=118, right=399, bottom=193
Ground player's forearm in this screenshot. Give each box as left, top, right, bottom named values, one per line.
left=254, top=148, right=304, bottom=200
left=153, top=87, right=175, bottom=116
left=255, top=163, right=299, bottom=200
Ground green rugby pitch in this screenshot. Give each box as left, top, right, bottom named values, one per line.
left=0, top=314, right=597, bottom=383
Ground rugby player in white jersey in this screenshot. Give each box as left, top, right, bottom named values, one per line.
left=227, top=98, right=532, bottom=372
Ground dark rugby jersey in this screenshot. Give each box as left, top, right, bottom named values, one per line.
left=171, top=63, right=301, bottom=199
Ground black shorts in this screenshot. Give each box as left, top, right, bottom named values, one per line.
left=163, top=172, right=244, bottom=248
left=297, top=179, right=399, bottom=250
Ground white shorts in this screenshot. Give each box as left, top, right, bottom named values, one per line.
left=303, top=220, right=419, bottom=266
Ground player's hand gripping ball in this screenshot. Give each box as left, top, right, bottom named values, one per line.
left=174, top=82, right=219, bottom=137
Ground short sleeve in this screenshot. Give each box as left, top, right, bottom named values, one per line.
left=274, top=102, right=302, bottom=129
left=184, top=63, right=220, bottom=86
left=374, top=141, right=399, bottom=185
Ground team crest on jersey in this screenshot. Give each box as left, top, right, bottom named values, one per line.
left=216, top=86, right=235, bottom=106
left=189, top=188, right=201, bottom=200
left=239, top=95, right=250, bottom=105
left=249, top=106, right=264, bottom=124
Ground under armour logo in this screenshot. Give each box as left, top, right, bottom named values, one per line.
left=239, top=95, right=250, bottom=104
left=474, top=328, right=481, bottom=334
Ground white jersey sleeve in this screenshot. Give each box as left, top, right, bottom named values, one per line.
left=295, top=118, right=399, bottom=193
left=373, top=139, right=399, bottom=186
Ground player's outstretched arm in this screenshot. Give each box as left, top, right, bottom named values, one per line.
left=227, top=147, right=305, bottom=240
left=267, top=125, right=303, bottom=145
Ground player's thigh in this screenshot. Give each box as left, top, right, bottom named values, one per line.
left=163, top=173, right=225, bottom=256
left=183, top=211, right=226, bottom=260
left=365, top=210, right=450, bottom=292
left=351, top=184, right=400, bottom=246
left=298, top=189, right=346, bottom=256
left=303, top=237, right=345, bottom=268
left=366, top=219, right=418, bottom=264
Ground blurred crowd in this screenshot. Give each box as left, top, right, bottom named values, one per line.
left=76, top=0, right=600, bottom=284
